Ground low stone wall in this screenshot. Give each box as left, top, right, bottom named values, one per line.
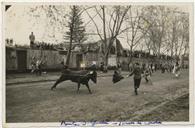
left=27, top=49, right=65, bottom=69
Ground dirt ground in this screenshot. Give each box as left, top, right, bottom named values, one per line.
left=6, top=70, right=189, bottom=122
left=137, top=94, right=189, bottom=121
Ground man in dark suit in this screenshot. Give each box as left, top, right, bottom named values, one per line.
left=127, top=63, right=142, bottom=95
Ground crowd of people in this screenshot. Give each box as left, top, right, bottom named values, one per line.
left=29, top=55, right=185, bottom=96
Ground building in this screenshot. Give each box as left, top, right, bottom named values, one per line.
left=6, top=46, right=65, bottom=72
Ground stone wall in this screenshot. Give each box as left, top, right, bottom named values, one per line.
left=26, top=49, right=65, bottom=69
left=6, top=48, right=17, bottom=70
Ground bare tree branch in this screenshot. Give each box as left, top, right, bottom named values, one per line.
left=83, top=7, right=104, bottom=42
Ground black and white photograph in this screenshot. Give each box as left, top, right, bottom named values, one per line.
left=2, top=1, right=194, bottom=127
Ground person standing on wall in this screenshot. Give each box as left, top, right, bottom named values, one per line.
left=29, top=32, right=35, bottom=47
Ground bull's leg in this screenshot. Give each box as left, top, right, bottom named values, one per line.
left=77, top=83, right=81, bottom=93
left=51, top=75, right=66, bottom=90
left=85, top=83, right=92, bottom=94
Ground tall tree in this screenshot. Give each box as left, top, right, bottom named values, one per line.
left=84, top=5, right=130, bottom=70
left=65, top=5, right=87, bottom=66
left=125, top=6, right=146, bottom=67
left=140, top=6, right=171, bottom=59
left=165, top=10, right=189, bottom=62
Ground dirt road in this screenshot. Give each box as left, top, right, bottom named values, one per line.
left=6, top=70, right=189, bottom=122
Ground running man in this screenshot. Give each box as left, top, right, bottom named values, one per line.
left=127, top=63, right=143, bottom=95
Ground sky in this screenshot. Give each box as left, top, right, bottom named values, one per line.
left=4, top=4, right=191, bottom=50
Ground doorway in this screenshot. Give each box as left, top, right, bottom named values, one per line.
left=17, top=50, right=27, bottom=71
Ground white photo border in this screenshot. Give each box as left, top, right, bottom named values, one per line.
left=1, top=0, right=194, bottom=127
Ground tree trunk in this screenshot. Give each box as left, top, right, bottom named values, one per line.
left=104, top=54, right=109, bottom=72
left=65, top=44, right=72, bottom=66
left=66, top=25, right=73, bottom=67
left=103, top=38, right=115, bottom=71
left=128, top=46, right=133, bottom=71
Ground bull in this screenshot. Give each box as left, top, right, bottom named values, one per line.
left=51, top=70, right=97, bottom=94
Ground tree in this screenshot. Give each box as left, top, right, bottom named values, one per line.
left=84, top=5, right=130, bottom=70
left=177, top=13, right=189, bottom=66
left=140, top=6, right=170, bottom=58
left=65, top=5, right=87, bottom=66
left=125, top=6, right=146, bottom=67
left=140, top=6, right=189, bottom=66
left=177, top=13, right=189, bottom=57
left=164, top=10, right=189, bottom=63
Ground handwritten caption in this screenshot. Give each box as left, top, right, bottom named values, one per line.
left=60, top=120, right=161, bottom=127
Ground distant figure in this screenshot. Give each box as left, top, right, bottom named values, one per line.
left=129, top=63, right=133, bottom=72
left=36, top=59, right=42, bottom=75
left=31, top=57, right=36, bottom=73
left=127, top=63, right=143, bottom=95
left=161, top=64, right=165, bottom=73
left=169, top=64, right=174, bottom=73
left=173, top=62, right=181, bottom=78
left=144, top=66, right=153, bottom=85
left=142, top=63, right=146, bottom=71
left=100, top=62, right=104, bottom=72
left=90, top=61, right=97, bottom=71
left=29, top=32, right=35, bottom=47
left=152, top=64, right=155, bottom=72
left=155, top=64, right=158, bottom=71
left=150, top=64, right=153, bottom=72
left=60, top=61, right=65, bottom=70
left=117, top=62, right=122, bottom=74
